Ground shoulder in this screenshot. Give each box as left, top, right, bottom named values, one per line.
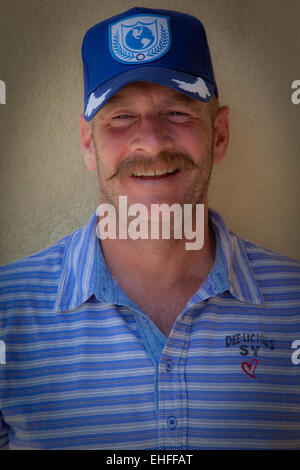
left=0, top=237, right=68, bottom=310
left=0, top=212, right=97, bottom=308
left=0, top=222, right=85, bottom=304
left=233, top=232, right=300, bottom=273
left=0, top=217, right=92, bottom=281
left=230, top=231, right=300, bottom=303
left=0, top=235, right=67, bottom=280
left=209, top=208, right=300, bottom=286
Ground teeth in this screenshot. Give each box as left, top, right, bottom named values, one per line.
left=132, top=168, right=178, bottom=177
left=133, top=170, right=156, bottom=176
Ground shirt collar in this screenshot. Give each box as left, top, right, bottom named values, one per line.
left=55, top=212, right=98, bottom=313
left=55, top=208, right=265, bottom=313
left=207, top=208, right=265, bottom=305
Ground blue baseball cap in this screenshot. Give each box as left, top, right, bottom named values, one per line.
left=82, top=6, right=218, bottom=121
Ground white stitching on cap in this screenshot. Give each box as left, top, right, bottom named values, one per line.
left=171, top=77, right=210, bottom=98
left=85, top=89, right=112, bottom=117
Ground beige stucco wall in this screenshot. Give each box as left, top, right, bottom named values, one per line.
left=0, top=0, right=299, bottom=265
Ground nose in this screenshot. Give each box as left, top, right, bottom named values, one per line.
left=129, top=115, right=175, bottom=156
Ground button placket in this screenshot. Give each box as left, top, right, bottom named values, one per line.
left=157, top=314, right=192, bottom=449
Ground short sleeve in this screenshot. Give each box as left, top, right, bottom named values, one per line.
left=0, top=411, right=9, bottom=449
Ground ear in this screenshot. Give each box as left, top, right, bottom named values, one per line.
left=79, top=113, right=97, bottom=171
left=212, top=105, right=230, bottom=164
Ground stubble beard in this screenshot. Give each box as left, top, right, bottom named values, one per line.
left=93, top=135, right=214, bottom=244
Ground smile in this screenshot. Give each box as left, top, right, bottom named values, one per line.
left=130, top=168, right=179, bottom=178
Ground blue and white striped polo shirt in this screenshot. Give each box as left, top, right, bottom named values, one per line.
left=0, top=208, right=299, bottom=450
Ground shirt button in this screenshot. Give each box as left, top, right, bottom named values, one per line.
left=167, top=416, right=177, bottom=429
left=142, top=316, right=148, bottom=323
left=165, top=359, right=173, bottom=371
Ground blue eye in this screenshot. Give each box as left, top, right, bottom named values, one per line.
left=166, top=111, right=190, bottom=122
left=114, top=115, right=130, bottom=119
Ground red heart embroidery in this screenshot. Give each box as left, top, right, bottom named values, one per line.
left=242, top=358, right=258, bottom=378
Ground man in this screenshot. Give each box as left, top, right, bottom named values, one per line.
left=0, top=6, right=299, bottom=450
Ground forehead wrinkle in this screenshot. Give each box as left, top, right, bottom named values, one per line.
left=162, top=92, right=204, bottom=112
left=100, top=94, right=130, bottom=113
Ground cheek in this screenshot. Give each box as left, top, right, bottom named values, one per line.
left=94, top=132, right=126, bottom=172
left=176, top=128, right=212, bottom=161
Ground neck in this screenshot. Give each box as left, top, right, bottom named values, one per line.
left=99, top=203, right=215, bottom=292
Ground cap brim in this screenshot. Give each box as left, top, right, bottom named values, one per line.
left=84, top=66, right=216, bottom=121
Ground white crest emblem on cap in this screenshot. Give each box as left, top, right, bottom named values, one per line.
left=109, top=14, right=171, bottom=64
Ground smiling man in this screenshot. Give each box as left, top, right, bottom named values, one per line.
left=80, top=80, right=228, bottom=335
left=0, top=6, right=300, bottom=450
